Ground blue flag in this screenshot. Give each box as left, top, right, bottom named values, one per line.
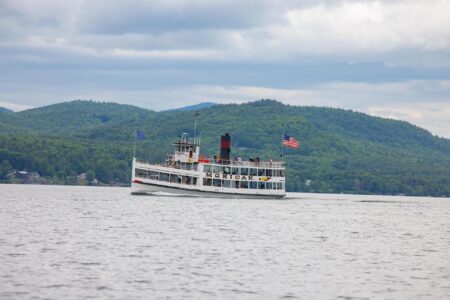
left=136, top=130, right=145, bottom=140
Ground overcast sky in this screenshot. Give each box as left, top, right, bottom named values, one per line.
left=0, top=0, right=449, bottom=137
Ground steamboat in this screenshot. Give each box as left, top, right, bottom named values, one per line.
left=131, top=133, right=286, bottom=198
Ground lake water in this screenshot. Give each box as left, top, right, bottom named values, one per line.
left=1, top=184, right=449, bottom=299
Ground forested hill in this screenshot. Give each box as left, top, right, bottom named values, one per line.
left=1, top=99, right=449, bottom=196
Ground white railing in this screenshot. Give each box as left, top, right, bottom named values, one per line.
left=199, top=158, right=285, bottom=168
left=227, top=160, right=284, bottom=168
left=136, top=159, right=198, bottom=171
left=137, top=157, right=284, bottom=169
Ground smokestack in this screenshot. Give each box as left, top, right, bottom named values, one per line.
left=220, top=133, right=231, bottom=162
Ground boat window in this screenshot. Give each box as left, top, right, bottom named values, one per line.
left=203, top=165, right=211, bottom=173
left=240, top=181, right=248, bottom=189
left=234, top=180, right=240, bottom=188
left=222, top=180, right=231, bottom=188
left=250, top=181, right=257, bottom=189
left=160, top=173, right=169, bottom=182
left=182, top=176, right=191, bottom=185
left=149, top=171, right=159, bottom=180
left=240, top=168, right=248, bottom=175
left=169, top=174, right=178, bottom=183
left=266, top=182, right=272, bottom=189
left=135, top=169, right=147, bottom=178
left=213, top=179, right=221, bottom=187
left=223, top=166, right=231, bottom=175
left=280, top=170, right=285, bottom=177
left=193, top=177, right=197, bottom=185
left=258, top=169, right=265, bottom=176
left=266, top=169, right=272, bottom=177
left=272, top=183, right=277, bottom=190
left=249, top=168, right=257, bottom=176
left=258, top=181, right=265, bottom=189
left=232, top=167, right=239, bottom=175
left=213, top=165, right=222, bottom=173
left=203, top=178, right=212, bottom=186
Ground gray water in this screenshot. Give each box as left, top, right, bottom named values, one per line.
left=0, top=184, right=449, bottom=299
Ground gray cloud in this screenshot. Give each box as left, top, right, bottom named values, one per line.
left=0, top=0, right=449, bottom=137
left=77, top=0, right=285, bottom=35
left=2, top=0, right=450, bottom=62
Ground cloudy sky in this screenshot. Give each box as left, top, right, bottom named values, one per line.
left=1, top=0, right=449, bottom=137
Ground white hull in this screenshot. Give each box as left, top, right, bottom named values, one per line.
left=131, top=182, right=285, bottom=199
left=131, top=132, right=286, bottom=200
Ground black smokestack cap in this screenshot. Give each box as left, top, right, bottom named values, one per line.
left=220, top=133, right=231, bottom=162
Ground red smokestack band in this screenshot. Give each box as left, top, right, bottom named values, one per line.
left=220, top=133, right=231, bottom=161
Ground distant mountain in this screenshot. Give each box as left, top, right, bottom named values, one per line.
left=1, top=99, right=449, bottom=196
left=1, top=100, right=156, bottom=139
left=0, top=107, right=14, bottom=114
left=167, top=102, right=217, bottom=111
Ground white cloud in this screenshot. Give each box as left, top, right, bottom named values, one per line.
left=2, top=0, right=450, bottom=63
left=0, top=100, right=33, bottom=111
left=262, top=0, right=450, bottom=59
left=1, top=0, right=86, bottom=28
left=367, top=104, right=450, bottom=138
left=109, top=48, right=221, bottom=60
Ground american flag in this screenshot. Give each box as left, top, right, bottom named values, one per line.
left=283, top=134, right=300, bottom=149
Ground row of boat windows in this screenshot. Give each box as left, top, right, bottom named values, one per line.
left=203, top=165, right=285, bottom=177
left=203, top=178, right=284, bottom=190
left=135, top=169, right=197, bottom=185
left=135, top=168, right=284, bottom=190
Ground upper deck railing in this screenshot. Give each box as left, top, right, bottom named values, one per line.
left=174, top=135, right=200, bottom=146
left=224, top=160, right=285, bottom=168
left=136, top=159, right=199, bottom=171
left=136, top=157, right=284, bottom=169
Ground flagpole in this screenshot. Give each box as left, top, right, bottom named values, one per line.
left=133, top=127, right=137, bottom=158
left=281, top=130, right=284, bottom=160
left=194, top=111, right=199, bottom=141
left=194, top=118, right=197, bottom=138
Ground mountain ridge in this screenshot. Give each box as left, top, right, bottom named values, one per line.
left=1, top=99, right=449, bottom=196
left=165, top=102, right=217, bottom=111
left=0, top=107, right=14, bottom=114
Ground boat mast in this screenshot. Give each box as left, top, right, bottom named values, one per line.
left=133, top=127, right=137, bottom=158
left=194, top=111, right=199, bottom=139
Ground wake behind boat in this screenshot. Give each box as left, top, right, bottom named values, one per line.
left=131, top=133, right=286, bottom=198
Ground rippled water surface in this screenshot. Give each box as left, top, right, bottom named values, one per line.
left=1, top=184, right=449, bottom=299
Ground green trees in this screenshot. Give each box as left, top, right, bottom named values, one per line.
left=85, top=170, right=95, bottom=184
left=0, top=135, right=131, bottom=185
left=0, top=160, right=11, bottom=180
left=0, top=99, right=449, bottom=196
